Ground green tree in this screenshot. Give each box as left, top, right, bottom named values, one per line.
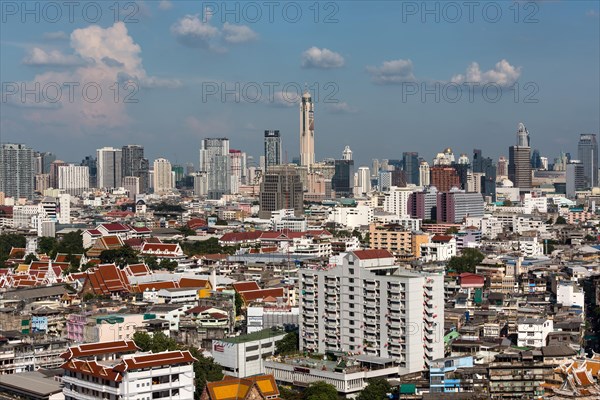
left=132, top=331, right=153, bottom=352
left=356, top=378, right=392, bottom=400
left=555, top=216, right=567, bottom=225
left=445, top=226, right=459, bottom=235
left=83, top=293, right=96, bottom=302
left=24, top=253, right=39, bottom=264
left=37, top=236, right=57, bottom=255
left=144, top=256, right=159, bottom=270
left=177, top=225, right=196, bottom=237
left=0, top=234, right=27, bottom=266
left=159, top=258, right=178, bottom=271
left=275, top=331, right=299, bottom=355
left=303, top=381, right=338, bottom=400
left=187, top=346, right=224, bottom=397
left=234, top=292, right=244, bottom=315
left=447, top=248, right=485, bottom=273
left=280, top=387, right=303, bottom=400
left=99, top=245, right=138, bottom=267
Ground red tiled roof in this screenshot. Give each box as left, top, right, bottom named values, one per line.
left=232, top=281, right=260, bottom=293
left=187, top=218, right=207, bottom=229
left=432, top=235, right=453, bottom=242
left=135, top=281, right=178, bottom=292
left=208, top=312, right=228, bottom=320
left=61, top=359, right=123, bottom=382
left=61, top=340, right=138, bottom=360
left=99, top=223, right=130, bottom=232
left=130, top=226, right=152, bottom=233
left=86, top=229, right=102, bottom=236
left=123, top=263, right=151, bottom=277
left=178, top=277, right=210, bottom=288
left=240, top=288, right=284, bottom=303
left=86, top=264, right=131, bottom=295
left=352, top=249, right=394, bottom=260
left=113, top=351, right=196, bottom=372
left=219, top=231, right=263, bottom=242
left=8, top=248, right=26, bottom=258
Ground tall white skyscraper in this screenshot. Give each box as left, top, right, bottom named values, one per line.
left=356, top=166, right=371, bottom=196
left=199, top=138, right=230, bottom=199
left=383, top=186, right=414, bottom=218
left=419, top=161, right=431, bottom=187
left=58, top=164, right=90, bottom=196
left=96, top=147, right=122, bottom=189
left=300, top=91, right=315, bottom=167
left=153, top=158, right=173, bottom=194
left=0, top=143, right=34, bottom=199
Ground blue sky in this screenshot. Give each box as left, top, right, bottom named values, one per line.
left=1, top=1, right=599, bottom=168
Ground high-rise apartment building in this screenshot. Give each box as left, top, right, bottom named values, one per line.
left=566, top=160, right=585, bottom=198
left=430, top=166, right=460, bottom=192
left=437, top=190, right=485, bottom=223
left=419, top=161, right=430, bottom=187
left=258, top=166, right=303, bottom=219
left=0, top=143, right=34, bottom=199
left=577, top=134, right=598, bottom=188
left=264, top=130, right=282, bottom=169
left=508, top=123, right=532, bottom=189
left=153, top=158, right=173, bottom=194
left=300, top=91, right=315, bottom=167
left=383, top=186, right=415, bottom=218
left=97, top=147, right=122, bottom=189
left=299, top=249, right=444, bottom=374
left=49, top=160, right=67, bottom=188
left=199, top=138, right=230, bottom=199
left=81, top=156, right=97, bottom=188
left=122, top=145, right=149, bottom=193
left=58, top=164, right=90, bottom=196
left=355, top=166, right=371, bottom=196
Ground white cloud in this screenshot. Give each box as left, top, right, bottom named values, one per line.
left=15, top=22, right=179, bottom=131
left=158, top=0, right=173, bottom=10
left=222, top=22, right=258, bottom=44
left=328, top=102, right=357, bottom=114
left=367, top=59, right=415, bottom=84
left=22, top=47, right=83, bottom=66
left=171, top=14, right=219, bottom=49
left=301, top=47, right=345, bottom=69
left=43, top=31, right=68, bottom=40
left=451, top=59, right=521, bottom=86
left=586, top=9, right=599, bottom=17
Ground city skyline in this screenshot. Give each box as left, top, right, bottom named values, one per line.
left=1, top=1, right=598, bottom=167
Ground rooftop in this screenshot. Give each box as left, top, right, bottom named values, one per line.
left=220, top=328, right=286, bottom=344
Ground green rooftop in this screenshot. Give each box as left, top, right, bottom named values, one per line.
left=220, top=328, right=287, bottom=344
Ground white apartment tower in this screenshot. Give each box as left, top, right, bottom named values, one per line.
left=299, top=249, right=444, bottom=374
left=355, top=166, right=371, bottom=196
left=199, top=138, right=230, bottom=199
left=58, top=164, right=90, bottom=196
left=300, top=91, right=315, bottom=167
left=383, top=186, right=415, bottom=218
left=153, top=158, right=173, bottom=194
left=419, top=161, right=430, bottom=187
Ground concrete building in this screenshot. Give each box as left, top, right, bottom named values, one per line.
left=258, top=166, right=303, bottom=219
left=517, top=318, right=553, bottom=348
left=299, top=249, right=444, bottom=374
left=199, top=138, right=230, bottom=199
left=566, top=160, right=585, bottom=197
left=384, top=186, right=415, bottom=218
left=437, top=190, right=485, bottom=224
left=264, top=130, right=282, bottom=170
left=122, top=176, right=141, bottom=199
left=211, top=329, right=287, bottom=378
left=577, top=133, right=597, bottom=188
left=97, top=147, right=122, bottom=189
left=0, top=143, right=34, bottom=199
left=121, top=144, right=149, bottom=193
left=430, top=166, right=460, bottom=192
left=300, top=91, right=315, bottom=167
left=153, top=158, right=173, bottom=195
left=328, top=205, right=373, bottom=229
left=355, top=166, right=371, bottom=196
left=508, top=123, right=532, bottom=190
left=58, top=164, right=90, bottom=196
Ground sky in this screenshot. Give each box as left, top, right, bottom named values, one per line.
left=1, top=0, right=599, bottom=168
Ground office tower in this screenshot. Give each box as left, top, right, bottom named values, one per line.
left=32, top=152, right=43, bottom=175
left=153, top=158, right=173, bottom=194
left=40, top=152, right=56, bottom=174
left=35, top=174, right=50, bottom=193
left=199, top=138, right=231, bottom=199
left=258, top=166, right=303, bottom=219
left=58, top=164, right=90, bottom=196
left=472, top=149, right=483, bottom=173
left=578, top=134, right=598, bottom=188
left=299, top=250, right=444, bottom=374
left=185, top=163, right=195, bottom=176
left=566, top=161, right=585, bottom=197
left=372, top=159, right=380, bottom=176
left=452, top=163, right=470, bottom=190
left=437, top=190, right=485, bottom=223
left=122, top=176, right=140, bottom=199
left=49, top=160, right=66, bottom=188
left=81, top=156, right=97, bottom=188
left=172, top=164, right=185, bottom=187
left=409, top=187, right=438, bottom=220
left=0, top=143, right=34, bottom=199
left=264, top=130, right=282, bottom=169
left=531, top=149, right=542, bottom=169
left=332, top=147, right=354, bottom=198
left=508, top=123, right=532, bottom=189
left=433, top=148, right=455, bottom=165
left=192, top=172, right=209, bottom=196
left=402, top=152, right=419, bottom=184
left=121, top=145, right=149, bottom=193
left=430, top=166, right=460, bottom=192
left=481, top=159, right=497, bottom=201
left=229, top=149, right=247, bottom=193
left=497, top=156, right=508, bottom=176
left=96, top=147, right=122, bottom=189
left=383, top=186, right=415, bottom=217
left=391, top=170, right=408, bottom=187
left=419, top=161, right=430, bottom=186
left=356, top=166, right=371, bottom=196
left=300, top=91, right=315, bottom=167
left=378, top=171, right=393, bottom=192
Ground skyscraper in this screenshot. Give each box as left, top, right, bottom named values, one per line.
left=430, top=166, right=460, bottom=192
left=332, top=146, right=354, bottom=198
left=531, top=149, right=542, bottom=169
left=0, top=143, right=34, bottom=199
left=153, top=158, right=173, bottom=194
left=402, top=152, right=419, bottom=184
left=58, top=164, right=90, bottom=196
left=356, top=166, right=371, bottom=196
left=258, top=165, right=303, bottom=218
left=264, top=130, right=282, bottom=169
left=122, top=145, right=149, bottom=193
left=199, top=138, right=230, bottom=199
left=566, top=160, right=585, bottom=197
left=81, top=156, right=97, bottom=188
left=508, top=123, right=532, bottom=189
left=497, top=156, right=508, bottom=176
left=577, top=134, right=598, bottom=188
left=49, top=160, right=66, bottom=189
left=299, top=91, right=315, bottom=167
left=96, top=147, right=122, bottom=189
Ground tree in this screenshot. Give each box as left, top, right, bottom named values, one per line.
left=83, top=293, right=96, bottom=302
left=555, top=216, right=567, bottom=225
left=234, top=292, right=244, bottom=316
left=187, top=346, right=223, bottom=397
left=280, top=387, right=303, bottom=400
left=445, top=226, right=459, bottom=235
left=133, top=331, right=177, bottom=353
left=275, top=331, right=299, bottom=355
left=159, top=258, right=178, bottom=271
left=303, top=381, right=338, bottom=400
left=447, top=248, right=485, bottom=273
left=37, top=236, right=57, bottom=255
left=0, top=234, right=27, bottom=266
left=99, top=245, right=138, bottom=267
left=144, top=256, right=159, bottom=270
left=177, top=225, right=196, bottom=237
left=356, top=378, right=392, bottom=400
left=24, top=253, right=39, bottom=264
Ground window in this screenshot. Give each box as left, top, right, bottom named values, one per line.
left=246, top=345, right=259, bottom=351
left=246, top=355, right=260, bottom=362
